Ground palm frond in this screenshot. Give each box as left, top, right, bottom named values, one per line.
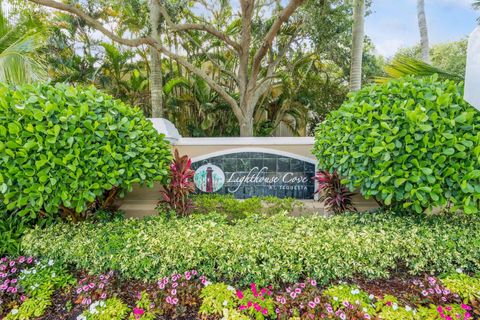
left=376, top=55, right=463, bottom=84
left=0, top=33, right=46, bottom=84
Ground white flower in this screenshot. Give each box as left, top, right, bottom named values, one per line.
left=48, top=259, right=54, bottom=266
left=11, top=309, right=19, bottom=315
left=392, top=303, right=398, bottom=311
left=363, top=307, right=368, bottom=312
left=368, top=294, right=374, bottom=300
left=223, top=300, right=228, bottom=306
left=51, top=272, right=56, bottom=278
left=227, top=286, right=235, bottom=292
left=456, top=268, right=463, bottom=274
left=351, top=289, right=360, bottom=295
left=76, top=315, right=87, bottom=320
left=99, top=301, right=106, bottom=307
left=204, top=281, right=211, bottom=286
left=405, top=305, right=412, bottom=312
left=333, top=296, right=338, bottom=301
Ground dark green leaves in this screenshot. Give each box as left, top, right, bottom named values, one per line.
left=0, top=83, right=172, bottom=218
left=313, top=76, right=480, bottom=214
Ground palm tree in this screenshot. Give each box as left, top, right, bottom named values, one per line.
left=0, top=4, right=46, bottom=84
left=349, top=0, right=365, bottom=91
left=417, top=0, right=430, bottom=63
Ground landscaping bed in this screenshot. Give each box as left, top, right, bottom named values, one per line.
left=1, top=255, right=479, bottom=319
left=1, top=211, right=477, bottom=319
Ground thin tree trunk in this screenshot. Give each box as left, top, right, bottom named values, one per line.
left=149, top=0, right=164, bottom=118
left=349, top=0, right=365, bottom=92
left=417, top=0, right=430, bottom=63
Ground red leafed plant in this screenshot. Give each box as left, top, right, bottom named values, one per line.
left=158, top=149, right=196, bottom=217
left=314, top=170, right=357, bottom=214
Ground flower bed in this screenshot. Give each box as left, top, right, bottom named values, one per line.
left=22, top=212, right=480, bottom=287
left=1, top=256, right=479, bottom=319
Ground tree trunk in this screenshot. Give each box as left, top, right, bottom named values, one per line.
left=239, top=118, right=254, bottom=136
left=149, top=0, right=164, bottom=118
left=349, top=0, right=365, bottom=92
left=417, top=0, right=430, bottom=63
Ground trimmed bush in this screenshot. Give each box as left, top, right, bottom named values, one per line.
left=0, top=83, right=172, bottom=218
left=313, top=76, right=480, bottom=214
left=22, top=212, right=480, bottom=287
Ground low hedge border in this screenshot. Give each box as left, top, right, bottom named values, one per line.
left=22, top=212, right=480, bottom=287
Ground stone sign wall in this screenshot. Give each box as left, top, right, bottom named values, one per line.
left=191, top=151, right=316, bottom=199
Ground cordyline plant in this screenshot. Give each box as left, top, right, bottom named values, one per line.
left=158, top=149, right=195, bottom=217
left=315, top=170, right=356, bottom=214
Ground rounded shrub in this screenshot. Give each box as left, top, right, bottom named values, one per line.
left=0, top=83, right=172, bottom=218
left=313, top=76, right=480, bottom=214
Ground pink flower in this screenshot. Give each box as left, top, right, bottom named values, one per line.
left=76, top=287, right=82, bottom=294
left=262, top=308, right=268, bottom=315
left=83, top=285, right=89, bottom=292
left=88, top=282, right=95, bottom=289
left=251, top=283, right=258, bottom=297
left=159, top=283, right=165, bottom=290
left=101, top=293, right=107, bottom=299
left=20, top=295, right=27, bottom=302
left=310, top=279, right=317, bottom=286
left=10, top=268, right=16, bottom=273
left=236, top=290, right=244, bottom=300
left=18, top=257, right=25, bottom=263
left=314, top=297, right=320, bottom=304
left=172, top=282, right=178, bottom=288
left=290, top=292, right=296, bottom=299
left=461, top=304, right=472, bottom=311
left=308, top=301, right=316, bottom=308
left=9, top=261, right=15, bottom=267
left=27, top=257, right=33, bottom=264
left=446, top=306, right=452, bottom=311
left=171, top=289, right=177, bottom=295
left=98, top=283, right=105, bottom=289
left=437, top=306, right=443, bottom=314
left=239, top=305, right=247, bottom=311
left=133, top=307, right=145, bottom=316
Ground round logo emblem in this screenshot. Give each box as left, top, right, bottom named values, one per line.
left=194, top=164, right=225, bottom=193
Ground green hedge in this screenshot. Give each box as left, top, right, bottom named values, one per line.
left=313, top=76, right=480, bottom=214
left=22, top=212, right=480, bottom=286
left=0, top=83, right=172, bottom=218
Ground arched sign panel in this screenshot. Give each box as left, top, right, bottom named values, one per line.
left=192, top=151, right=316, bottom=199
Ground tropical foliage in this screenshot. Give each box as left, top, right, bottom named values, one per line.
left=157, top=149, right=195, bottom=217
left=23, top=212, right=480, bottom=287
left=17, top=0, right=384, bottom=137
left=313, top=76, right=480, bottom=214
left=0, top=83, right=172, bottom=220
left=0, top=2, right=46, bottom=84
